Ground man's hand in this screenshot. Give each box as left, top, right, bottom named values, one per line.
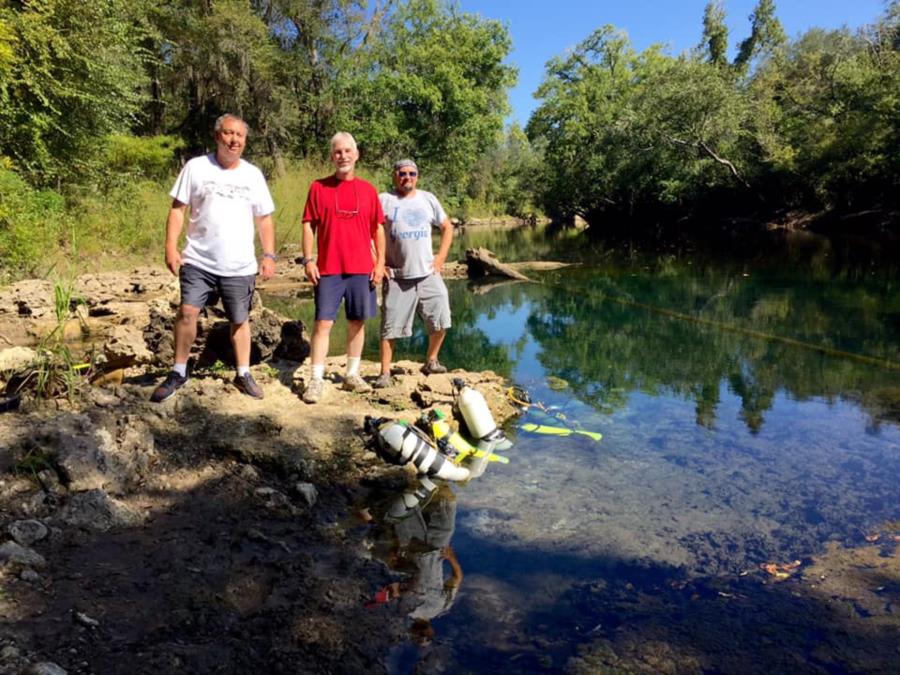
left=432, top=254, right=446, bottom=275
left=260, top=257, right=276, bottom=281
left=304, top=260, right=320, bottom=286
left=165, top=248, right=182, bottom=276
left=371, top=263, right=385, bottom=286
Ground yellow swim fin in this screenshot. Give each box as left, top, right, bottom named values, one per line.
left=518, top=423, right=602, bottom=443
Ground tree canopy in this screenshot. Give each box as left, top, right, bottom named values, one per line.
left=0, top=0, right=515, bottom=200
left=527, top=0, right=900, bottom=232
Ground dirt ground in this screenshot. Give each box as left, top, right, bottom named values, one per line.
left=0, top=265, right=519, bottom=674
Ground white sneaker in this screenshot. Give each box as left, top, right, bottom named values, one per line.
left=342, top=373, right=372, bottom=393
left=303, top=378, right=326, bottom=403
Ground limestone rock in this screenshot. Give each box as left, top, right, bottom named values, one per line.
left=0, top=541, right=47, bottom=569
left=101, top=325, right=154, bottom=369
left=295, top=482, right=318, bottom=507
left=29, top=413, right=156, bottom=493
left=0, top=279, right=54, bottom=318
left=24, top=662, right=67, bottom=675
left=143, top=295, right=309, bottom=367
left=20, top=568, right=40, bottom=582
left=8, top=519, right=49, bottom=546
left=0, top=346, right=37, bottom=373
left=58, top=489, right=146, bottom=531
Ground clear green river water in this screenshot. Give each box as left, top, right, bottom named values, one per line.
left=269, top=225, right=900, bottom=673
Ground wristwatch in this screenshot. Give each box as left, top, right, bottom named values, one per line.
left=263, top=252, right=277, bottom=261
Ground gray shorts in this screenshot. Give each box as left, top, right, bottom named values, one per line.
left=381, top=273, right=451, bottom=340
left=179, top=263, right=255, bottom=324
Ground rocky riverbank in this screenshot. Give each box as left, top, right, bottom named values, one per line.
left=0, top=267, right=518, bottom=674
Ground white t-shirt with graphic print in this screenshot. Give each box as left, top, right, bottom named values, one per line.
left=170, top=154, right=275, bottom=276
left=379, top=190, right=447, bottom=279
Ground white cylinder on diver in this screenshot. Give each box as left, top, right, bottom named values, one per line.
left=375, top=419, right=470, bottom=482
left=466, top=438, right=497, bottom=479
left=453, top=378, right=513, bottom=451
left=386, top=476, right=437, bottom=522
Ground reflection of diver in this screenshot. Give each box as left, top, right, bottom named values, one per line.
left=371, top=480, right=462, bottom=646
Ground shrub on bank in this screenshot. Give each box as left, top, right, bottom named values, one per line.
left=0, top=168, right=68, bottom=282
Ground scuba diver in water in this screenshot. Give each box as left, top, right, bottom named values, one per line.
left=367, top=479, right=462, bottom=647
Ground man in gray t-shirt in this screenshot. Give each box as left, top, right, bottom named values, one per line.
left=375, top=159, right=454, bottom=387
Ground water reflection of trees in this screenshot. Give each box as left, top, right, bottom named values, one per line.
left=527, top=268, right=900, bottom=433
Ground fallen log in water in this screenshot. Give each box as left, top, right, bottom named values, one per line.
left=465, top=247, right=531, bottom=281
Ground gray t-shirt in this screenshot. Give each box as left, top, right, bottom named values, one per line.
left=379, top=190, right=448, bottom=279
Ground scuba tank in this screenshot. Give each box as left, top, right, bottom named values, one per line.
left=452, top=378, right=513, bottom=451
left=467, top=438, right=498, bottom=479
left=421, top=409, right=510, bottom=465
left=363, top=416, right=470, bottom=482
left=422, top=409, right=478, bottom=461
left=386, top=476, right=437, bottom=522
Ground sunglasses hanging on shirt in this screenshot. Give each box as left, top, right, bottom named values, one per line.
left=335, top=181, right=359, bottom=218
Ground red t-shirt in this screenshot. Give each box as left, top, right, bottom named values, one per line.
left=302, top=176, right=384, bottom=275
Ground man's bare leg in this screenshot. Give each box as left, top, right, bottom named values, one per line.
left=379, top=338, right=395, bottom=376
left=346, top=319, right=365, bottom=359
left=310, top=319, right=334, bottom=371
left=426, top=329, right=446, bottom=363
left=173, top=305, right=200, bottom=366
left=230, top=320, right=251, bottom=369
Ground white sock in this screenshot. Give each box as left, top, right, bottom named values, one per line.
left=346, top=356, right=361, bottom=376
left=173, top=363, right=188, bottom=377
left=311, top=364, right=325, bottom=381
left=237, top=366, right=250, bottom=377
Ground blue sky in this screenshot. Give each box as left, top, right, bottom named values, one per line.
left=456, top=0, right=889, bottom=126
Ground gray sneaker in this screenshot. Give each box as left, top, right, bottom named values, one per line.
left=372, top=373, right=393, bottom=389
left=421, top=359, right=448, bottom=375
left=150, top=371, right=187, bottom=402
left=234, top=372, right=264, bottom=399
left=302, top=377, right=325, bottom=404
left=342, top=373, right=372, bottom=393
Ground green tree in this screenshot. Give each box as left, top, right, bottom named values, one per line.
left=143, top=0, right=296, bottom=167
left=0, top=0, right=151, bottom=185
left=701, top=0, right=729, bottom=68
left=350, top=0, right=516, bottom=205
left=747, top=13, right=900, bottom=209
left=528, top=27, right=750, bottom=229
left=466, top=124, right=544, bottom=219
left=734, top=0, right=786, bottom=73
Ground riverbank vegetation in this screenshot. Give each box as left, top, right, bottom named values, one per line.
left=528, top=0, right=900, bottom=237
left=1, top=0, right=897, bottom=281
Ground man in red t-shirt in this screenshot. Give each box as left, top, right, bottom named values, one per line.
left=300, top=132, right=386, bottom=403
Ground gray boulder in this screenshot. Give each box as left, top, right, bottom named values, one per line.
left=24, top=663, right=67, bottom=675
left=143, top=295, right=309, bottom=367
left=58, top=490, right=145, bottom=532
left=29, top=413, right=156, bottom=493
left=8, top=519, right=49, bottom=546
left=0, top=541, right=47, bottom=569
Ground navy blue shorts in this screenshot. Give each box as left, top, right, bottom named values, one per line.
left=315, top=274, right=377, bottom=322
left=179, top=263, right=255, bottom=324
